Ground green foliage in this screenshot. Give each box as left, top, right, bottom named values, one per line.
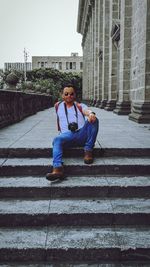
left=26, top=68, right=82, bottom=101
left=1, top=68, right=82, bottom=101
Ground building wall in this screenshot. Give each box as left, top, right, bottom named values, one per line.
left=32, top=53, right=83, bottom=73
left=130, top=0, right=147, bottom=101
left=77, top=0, right=150, bottom=123
left=4, top=62, right=32, bottom=72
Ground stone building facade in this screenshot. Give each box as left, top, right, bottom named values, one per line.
left=77, top=0, right=150, bottom=123
left=32, top=53, right=83, bottom=73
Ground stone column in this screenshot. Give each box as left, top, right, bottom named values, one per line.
left=114, top=0, right=131, bottom=115
left=93, top=0, right=99, bottom=105
left=129, top=0, right=150, bottom=123
left=97, top=0, right=103, bottom=107
left=77, top=0, right=93, bottom=104
left=87, top=29, right=91, bottom=101
left=100, top=0, right=110, bottom=108
left=88, top=3, right=94, bottom=102
left=82, top=36, right=88, bottom=101
left=105, top=0, right=119, bottom=111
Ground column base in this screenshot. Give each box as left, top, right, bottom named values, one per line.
left=90, top=99, right=96, bottom=106
left=105, top=100, right=116, bottom=111
left=100, top=99, right=107, bottom=109
left=129, top=102, right=150, bottom=123
left=88, top=100, right=93, bottom=106
left=95, top=100, right=101, bottom=107
left=93, top=99, right=97, bottom=106
left=113, top=101, right=131, bottom=115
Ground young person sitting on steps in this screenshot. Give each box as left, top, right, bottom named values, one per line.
left=46, top=84, right=99, bottom=181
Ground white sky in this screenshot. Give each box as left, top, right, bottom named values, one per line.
left=0, top=0, right=82, bottom=69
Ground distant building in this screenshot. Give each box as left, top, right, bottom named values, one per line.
left=4, top=62, right=32, bottom=72
left=32, top=53, right=83, bottom=73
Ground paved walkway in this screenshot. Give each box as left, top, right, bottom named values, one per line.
left=0, top=107, right=150, bottom=149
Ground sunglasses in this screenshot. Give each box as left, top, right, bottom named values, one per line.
left=64, top=92, right=75, bottom=96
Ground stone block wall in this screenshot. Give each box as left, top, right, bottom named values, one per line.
left=0, top=90, right=53, bottom=129
left=129, top=0, right=150, bottom=122
left=77, top=0, right=150, bottom=122
left=101, top=0, right=110, bottom=108
left=105, top=0, right=119, bottom=111
left=130, top=0, right=147, bottom=101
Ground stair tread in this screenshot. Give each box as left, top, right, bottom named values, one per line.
left=0, top=176, right=150, bottom=188
left=0, top=198, right=149, bottom=214
left=0, top=263, right=149, bottom=267
left=0, top=226, right=150, bottom=249
left=1, top=157, right=150, bottom=166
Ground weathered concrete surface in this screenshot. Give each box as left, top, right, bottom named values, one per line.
left=0, top=226, right=150, bottom=262
left=0, top=108, right=150, bottom=264
left=0, top=176, right=149, bottom=198
left=0, top=260, right=149, bottom=267
left=0, top=107, right=150, bottom=150
left=0, top=156, right=150, bottom=177
left=0, top=197, right=150, bottom=227
left=1, top=176, right=150, bottom=188
left=1, top=157, right=150, bottom=166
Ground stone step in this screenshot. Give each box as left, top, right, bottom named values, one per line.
left=0, top=263, right=149, bottom=267
left=0, top=147, right=150, bottom=158
left=0, top=175, right=150, bottom=198
left=0, top=226, right=149, bottom=262
left=0, top=157, right=150, bottom=176
left=0, top=198, right=149, bottom=227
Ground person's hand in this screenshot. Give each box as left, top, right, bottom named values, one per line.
left=88, top=112, right=97, bottom=123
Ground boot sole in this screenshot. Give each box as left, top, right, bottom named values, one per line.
left=84, top=159, right=93, bottom=164
left=46, top=174, right=66, bottom=181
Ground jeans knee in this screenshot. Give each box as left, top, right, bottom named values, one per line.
left=53, top=136, right=62, bottom=146
left=87, top=118, right=99, bottom=130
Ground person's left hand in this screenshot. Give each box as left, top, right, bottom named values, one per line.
left=88, top=113, right=97, bottom=123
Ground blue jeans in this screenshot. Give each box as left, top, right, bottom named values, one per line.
left=52, top=119, right=99, bottom=167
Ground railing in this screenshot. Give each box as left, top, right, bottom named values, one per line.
left=0, top=90, right=53, bottom=129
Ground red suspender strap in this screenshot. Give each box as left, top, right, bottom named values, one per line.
left=76, top=102, right=85, bottom=120
left=55, top=101, right=60, bottom=112
left=55, top=101, right=85, bottom=132
left=55, top=101, right=61, bottom=131
left=76, top=102, right=82, bottom=113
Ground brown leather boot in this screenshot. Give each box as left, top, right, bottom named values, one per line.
left=84, top=150, right=93, bottom=164
left=46, top=166, right=64, bottom=181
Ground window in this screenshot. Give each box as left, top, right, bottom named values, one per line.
left=70, top=62, right=72, bottom=69
left=80, top=62, right=83, bottom=70
left=41, top=62, right=44, bottom=68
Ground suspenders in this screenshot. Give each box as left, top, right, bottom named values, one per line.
left=55, top=101, right=85, bottom=132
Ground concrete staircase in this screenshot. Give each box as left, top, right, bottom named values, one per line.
left=0, top=147, right=150, bottom=266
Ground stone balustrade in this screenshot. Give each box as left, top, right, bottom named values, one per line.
left=0, top=90, right=53, bottom=129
